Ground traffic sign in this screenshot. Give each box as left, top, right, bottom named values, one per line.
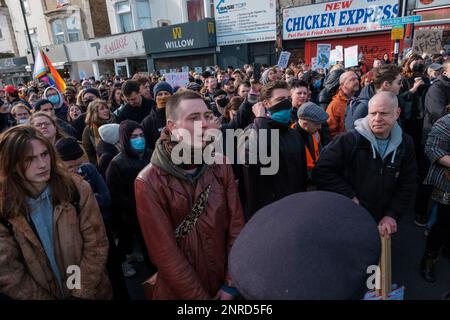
left=380, top=15, right=422, bottom=27
left=391, top=26, right=404, bottom=40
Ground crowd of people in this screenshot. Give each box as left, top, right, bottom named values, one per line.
left=0, top=48, right=449, bottom=300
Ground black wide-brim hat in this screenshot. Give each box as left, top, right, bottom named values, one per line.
left=229, top=191, right=381, bottom=300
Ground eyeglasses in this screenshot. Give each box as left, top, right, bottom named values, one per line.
left=34, top=122, right=53, bottom=128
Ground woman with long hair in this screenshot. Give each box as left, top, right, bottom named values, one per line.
left=82, top=99, right=116, bottom=166
left=0, top=126, right=112, bottom=299
left=30, top=112, right=67, bottom=145
left=109, top=88, right=124, bottom=113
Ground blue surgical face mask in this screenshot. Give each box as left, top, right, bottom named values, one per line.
left=130, top=137, right=146, bottom=153
left=269, top=109, right=291, bottom=125
left=48, top=95, right=60, bottom=106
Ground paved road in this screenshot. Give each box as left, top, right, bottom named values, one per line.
left=125, top=209, right=450, bottom=300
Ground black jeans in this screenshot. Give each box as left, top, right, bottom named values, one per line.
left=426, top=203, right=450, bottom=253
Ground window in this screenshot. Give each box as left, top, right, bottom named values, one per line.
left=65, top=16, right=81, bottom=42
left=187, top=0, right=204, bottom=22
left=51, top=20, right=65, bottom=44
left=117, top=1, right=133, bottom=32
left=136, top=0, right=151, bottom=29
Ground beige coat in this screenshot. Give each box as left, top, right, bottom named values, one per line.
left=0, top=175, right=112, bottom=300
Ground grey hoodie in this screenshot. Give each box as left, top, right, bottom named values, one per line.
left=354, top=116, right=403, bottom=163
left=43, top=86, right=64, bottom=109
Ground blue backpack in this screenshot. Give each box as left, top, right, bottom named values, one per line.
left=344, top=96, right=369, bottom=131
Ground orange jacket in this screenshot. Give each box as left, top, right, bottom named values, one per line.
left=326, top=89, right=349, bottom=139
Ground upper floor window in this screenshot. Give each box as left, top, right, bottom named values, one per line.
left=117, top=1, right=133, bottom=32
left=65, top=16, right=81, bottom=42
left=51, top=16, right=81, bottom=44
left=187, top=0, right=204, bottom=22
left=136, top=0, right=151, bottom=29
left=51, top=20, right=65, bottom=44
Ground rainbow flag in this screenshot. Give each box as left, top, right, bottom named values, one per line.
left=33, top=48, right=66, bottom=93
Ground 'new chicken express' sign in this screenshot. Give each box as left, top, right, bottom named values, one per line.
left=283, top=0, right=399, bottom=40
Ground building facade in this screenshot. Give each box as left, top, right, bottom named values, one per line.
left=0, top=0, right=18, bottom=57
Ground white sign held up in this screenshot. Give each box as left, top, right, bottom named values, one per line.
left=164, top=72, right=190, bottom=88
left=277, top=51, right=291, bottom=69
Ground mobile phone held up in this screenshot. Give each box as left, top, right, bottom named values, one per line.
left=252, top=63, right=262, bottom=83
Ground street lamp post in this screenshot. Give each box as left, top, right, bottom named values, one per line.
left=19, top=0, right=35, bottom=64
left=394, top=0, right=404, bottom=64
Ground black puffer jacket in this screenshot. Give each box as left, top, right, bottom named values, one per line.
left=240, top=117, right=308, bottom=218
left=106, top=121, right=152, bottom=224
left=312, top=118, right=417, bottom=223
left=141, top=106, right=166, bottom=151
left=319, top=69, right=345, bottom=110
left=423, top=75, right=450, bottom=144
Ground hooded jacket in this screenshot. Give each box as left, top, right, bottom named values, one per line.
left=106, top=120, right=151, bottom=231
left=135, top=137, right=244, bottom=300
left=423, top=75, right=450, bottom=144
left=141, top=106, right=166, bottom=151
left=43, top=86, right=68, bottom=121
left=312, top=117, right=417, bottom=223
left=97, top=124, right=121, bottom=178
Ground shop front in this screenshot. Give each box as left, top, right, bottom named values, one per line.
left=283, top=0, right=400, bottom=68
left=143, top=18, right=217, bottom=72
left=413, top=0, right=450, bottom=54
left=87, top=31, right=147, bottom=79
left=0, top=57, right=31, bottom=86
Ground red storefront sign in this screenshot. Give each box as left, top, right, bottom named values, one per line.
left=304, top=32, right=402, bottom=69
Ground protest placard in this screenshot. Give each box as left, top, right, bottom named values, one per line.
left=413, top=29, right=443, bottom=55
left=316, top=44, right=331, bottom=69
left=277, top=51, right=291, bottom=69
left=344, top=45, right=358, bottom=68
left=164, top=72, right=190, bottom=88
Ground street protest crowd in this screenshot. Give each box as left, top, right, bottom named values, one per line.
left=0, top=48, right=449, bottom=300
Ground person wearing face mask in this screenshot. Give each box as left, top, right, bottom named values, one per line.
left=43, top=86, right=68, bottom=122
left=11, top=103, right=31, bottom=126
left=106, top=120, right=154, bottom=279
left=239, top=80, right=308, bottom=219
left=141, top=81, right=173, bottom=151
left=211, top=89, right=229, bottom=118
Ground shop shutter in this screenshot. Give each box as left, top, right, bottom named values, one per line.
left=304, top=32, right=402, bottom=70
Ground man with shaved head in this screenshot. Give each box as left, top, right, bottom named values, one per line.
left=326, top=71, right=360, bottom=138
left=313, top=92, right=417, bottom=237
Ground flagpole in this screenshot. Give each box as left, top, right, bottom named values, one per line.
left=20, top=0, right=35, bottom=64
